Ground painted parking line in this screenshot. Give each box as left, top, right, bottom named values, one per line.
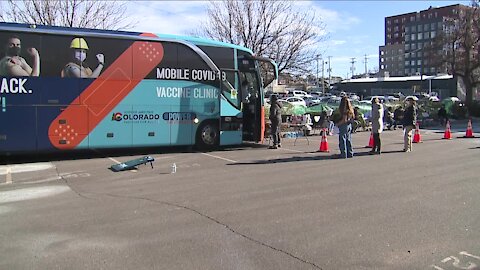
left=1, top=163, right=55, bottom=184
left=5, top=166, right=12, bottom=184
left=201, top=152, right=237, bottom=163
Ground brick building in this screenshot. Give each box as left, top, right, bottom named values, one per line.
left=379, top=4, right=467, bottom=77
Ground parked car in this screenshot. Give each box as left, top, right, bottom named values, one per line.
left=289, top=90, right=313, bottom=98
left=384, top=95, right=400, bottom=102
left=304, top=97, right=321, bottom=107
left=404, top=95, right=419, bottom=101
left=347, top=93, right=360, bottom=101
left=428, top=96, right=440, bottom=102
left=278, top=96, right=307, bottom=107
left=364, top=95, right=387, bottom=103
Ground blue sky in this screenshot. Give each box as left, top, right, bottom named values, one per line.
left=126, top=1, right=471, bottom=78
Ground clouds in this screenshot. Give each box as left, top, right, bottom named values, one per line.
left=124, top=1, right=208, bottom=35
left=121, top=0, right=375, bottom=77
left=314, top=6, right=362, bottom=33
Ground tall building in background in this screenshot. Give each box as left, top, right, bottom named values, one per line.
left=379, top=4, right=465, bottom=77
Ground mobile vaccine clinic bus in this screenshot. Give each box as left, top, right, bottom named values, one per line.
left=0, top=22, right=278, bottom=154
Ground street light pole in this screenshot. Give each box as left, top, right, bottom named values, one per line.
left=327, top=56, right=332, bottom=91
left=321, top=59, right=325, bottom=94
left=316, top=54, right=320, bottom=87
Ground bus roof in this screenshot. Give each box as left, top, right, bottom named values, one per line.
left=0, top=22, right=253, bottom=55
left=156, top=33, right=253, bottom=55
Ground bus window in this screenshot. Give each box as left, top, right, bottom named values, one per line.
left=240, top=72, right=260, bottom=104
left=220, top=70, right=241, bottom=109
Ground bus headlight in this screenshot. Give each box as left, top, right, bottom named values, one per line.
left=193, top=118, right=199, bottom=124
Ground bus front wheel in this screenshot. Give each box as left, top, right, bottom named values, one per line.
left=196, top=121, right=219, bottom=149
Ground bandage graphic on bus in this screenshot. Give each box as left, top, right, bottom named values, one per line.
left=48, top=33, right=164, bottom=149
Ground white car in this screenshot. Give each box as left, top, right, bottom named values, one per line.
left=404, top=95, right=419, bottom=101
left=278, top=97, right=307, bottom=107
left=290, top=90, right=310, bottom=98
left=384, top=95, right=400, bottom=102
left=304, top=97, right=321, bottom=107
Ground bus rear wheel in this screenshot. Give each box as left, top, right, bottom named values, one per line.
left=196, top=121, right=219, bottom=149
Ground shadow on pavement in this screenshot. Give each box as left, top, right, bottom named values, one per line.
left=227, top=149, right=401, bottom=166
left=227, top=155, right=331, bottom=165
left=1, top=143, right=272, bottom=165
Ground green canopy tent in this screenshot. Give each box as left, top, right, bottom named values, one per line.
left=306, top=103, right=334, bottom=114
left=282, top=103, right=307, bottom=115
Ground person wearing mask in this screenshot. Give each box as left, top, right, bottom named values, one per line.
left=268, top=94, right=283, bottom=149
left=336, top=96, right=355, bottom=158
left=62, top=37, right=104, bottom=78
left=352, top=106, right=367, bottom=132
left=318, top=110, right=330, bottom=136
left=0, top=35, right=40, bottom=76
left=393, top=106, right=404, bottom=130
left=370, top=97, right=384, bottom=154
left=384, top=106, right=394, bottom=130
left=402, top=97, right=417, bottom=152
left=437, top=104, right=448, bottom=126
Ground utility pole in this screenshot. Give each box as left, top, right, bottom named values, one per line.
left=321, top=59, right=325, bottom=94
left=364, top=54, right=368, bottom=77
left=327, top=56, right=332, bottom=91
left=316, top=54, right=320, bottom=87
left=350, top=57, right=356, bottom=78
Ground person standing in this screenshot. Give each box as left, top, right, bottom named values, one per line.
left=393, top=106, right=404, bottom=130
left=336, top=96, right=355, bottom=158
left=370, top=97, right=384, bottom=154
left=0, top=35, right=40, bottom=76
left=437, top=104, right=448, bottom=126
left=269, top=94, right=283, bottom=149
left=402, top=97, right=417, bottom=152
left=384, top=106, right=394, bottom=130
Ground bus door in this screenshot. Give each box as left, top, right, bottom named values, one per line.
left=218, top=69, right=243, bottom=145
left=238, top=57, right=264, bottom=142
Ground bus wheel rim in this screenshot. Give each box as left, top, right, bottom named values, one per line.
left=201, top=125, right=216, bottom=145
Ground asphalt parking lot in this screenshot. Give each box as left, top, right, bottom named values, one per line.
left=1, top=127, right=480, bottom=270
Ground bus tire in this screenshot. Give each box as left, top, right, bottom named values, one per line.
left=196, top=121, right=219, bottom=150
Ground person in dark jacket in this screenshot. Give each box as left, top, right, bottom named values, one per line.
left=384, top=106, right=394, bottom=130
left=402, top=97, right=417, bottom=152
left=269, top=94, right=283, bottom=149
left=393, top=106, right=404, bottom=130
left=437, top=104, right=448, bottom=126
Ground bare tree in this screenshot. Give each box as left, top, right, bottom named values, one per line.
left=195, top=0, right=326, bottom=74
left=427, top=2, right=480, bottom=107
left=0, top=0, right=136, bottom=30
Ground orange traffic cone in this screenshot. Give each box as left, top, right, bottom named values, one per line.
left=365, top=132, right=374, bottom=148
left=463, top=119, right=475, bottom=138
left=413, top=122, right=422, bottom=143
left=443, top=121, right=452, bottom=140
left=318, top=128, right=329, bottom=152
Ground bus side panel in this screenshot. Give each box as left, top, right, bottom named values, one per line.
left=168, top=105, right=194, bottom=146
left=0, top=106, right=37, bottom=152
left=83, top=104, right=133, bottom=148
left=39, top=105, right=88, bottom=151
left=40, top=78, right=81, bottom=105
left=131, top=105, right=172, bottom=147
left=219, top=98, right=242, bottom=145
left=126, top=80, right=215, bottom=147
left=0, top=77, right=42, bottom=105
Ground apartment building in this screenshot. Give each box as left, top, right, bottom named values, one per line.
left=379, top=4, right=465, bottom=77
